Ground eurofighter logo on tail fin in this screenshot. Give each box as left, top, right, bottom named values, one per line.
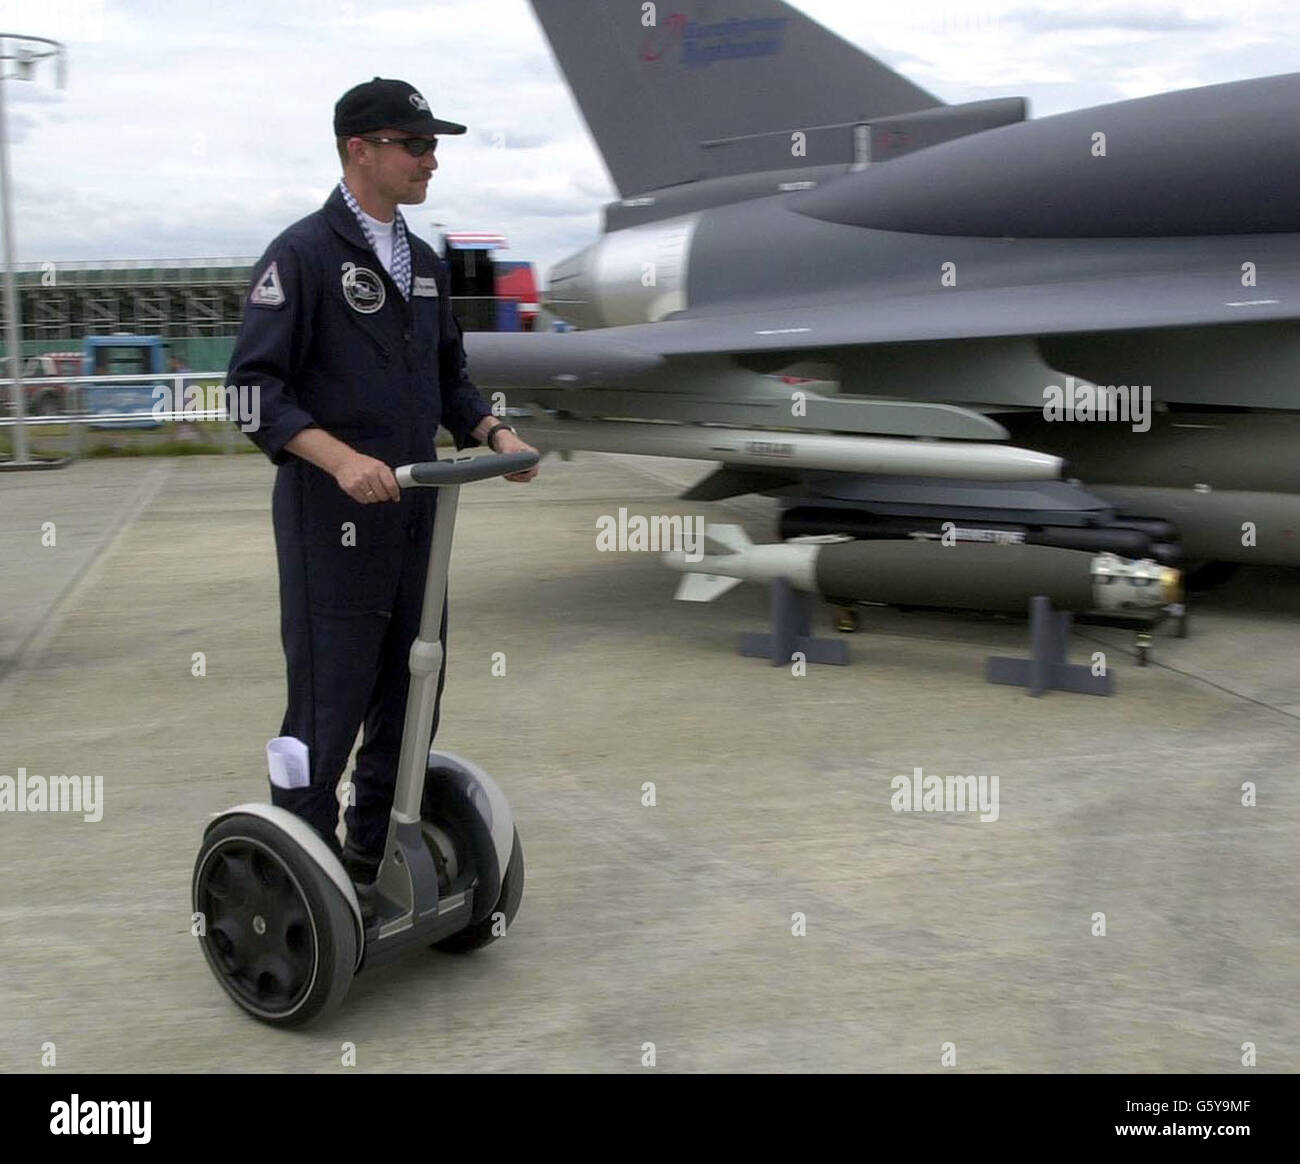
left=529, top=0, right=939, bottom=197
left=641, top=12, right=791, bottom=67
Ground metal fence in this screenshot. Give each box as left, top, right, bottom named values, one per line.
left=0, top=370, right=246, bottom=457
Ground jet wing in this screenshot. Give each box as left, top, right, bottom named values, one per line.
left=469, top=260, right=1300, bottom=415
left=599, top=266, right=1300, bottom=356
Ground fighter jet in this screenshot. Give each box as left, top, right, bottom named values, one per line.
left=462, top=0, right=1300, bottom=575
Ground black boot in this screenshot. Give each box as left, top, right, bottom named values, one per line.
left=341, top=839, right=382, bottom=928
left=341, top=838, right=381, bottom=885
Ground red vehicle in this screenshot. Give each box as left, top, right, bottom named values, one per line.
left=495, top=262, right=540, bottom=332
left=3, top=351, right=82, bottom=417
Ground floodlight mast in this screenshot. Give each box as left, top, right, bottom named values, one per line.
left=0, top=34, right=66, bottom=468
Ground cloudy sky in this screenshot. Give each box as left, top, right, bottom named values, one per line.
left=3, top=0, right=1300, bottom=281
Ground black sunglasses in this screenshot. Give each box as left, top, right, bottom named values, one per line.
left=359, top=135, right=438, bottom=157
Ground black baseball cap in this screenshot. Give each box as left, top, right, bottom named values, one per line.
left=334, top=77, right=467, bottom=137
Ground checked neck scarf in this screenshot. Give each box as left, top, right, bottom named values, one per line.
left=339, top=179, right=411, bottom=301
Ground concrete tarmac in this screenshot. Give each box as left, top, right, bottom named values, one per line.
left=1, top=452, right=1296, bottom=1073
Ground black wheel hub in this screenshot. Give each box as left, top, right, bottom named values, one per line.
left=196, top=839, right=317, bottom=1014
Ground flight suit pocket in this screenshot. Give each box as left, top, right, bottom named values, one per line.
left=300, top=464, right=405, bottom=613
left=336, top=313, right=393, bottom=374
left=304, top=538, right=402, bottom=614
left=328, top=277, right=396, bottom=362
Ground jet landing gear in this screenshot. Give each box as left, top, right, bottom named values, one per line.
left=833, top=605, right=859, bottom=633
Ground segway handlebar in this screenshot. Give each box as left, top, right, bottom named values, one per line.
left=395, top=451, right=539, bottom=488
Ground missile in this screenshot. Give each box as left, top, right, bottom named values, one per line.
left=664, top=525, right=1181, bottom=614
left=529, top=419, right=1061, bottom=481
left=778, top=506, right=1185, bottom=564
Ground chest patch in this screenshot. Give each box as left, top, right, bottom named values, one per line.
left=341, top=262, right=386, bottom=314
left=412, top=275, right=439, bottom=298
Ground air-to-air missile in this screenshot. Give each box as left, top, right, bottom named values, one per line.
left=663, top=525, right=1181, bottom=615
left=527, top=419, right=1062, bottom=481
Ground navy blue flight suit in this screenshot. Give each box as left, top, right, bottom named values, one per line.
left=228, top=185, right=493, bottom=861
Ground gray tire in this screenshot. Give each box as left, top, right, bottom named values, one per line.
left=433, top=827, right=524, bottom=954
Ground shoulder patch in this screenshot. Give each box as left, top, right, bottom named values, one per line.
left=250, top=261, right=285, bottom=308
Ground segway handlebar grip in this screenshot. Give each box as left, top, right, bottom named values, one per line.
left=395, top=451, right=539, bottom=488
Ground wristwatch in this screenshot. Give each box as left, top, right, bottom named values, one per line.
left=485, top=422, right=515, bottom=451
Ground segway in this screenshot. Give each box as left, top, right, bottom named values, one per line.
left=192, top=449, right=539, bottom=1027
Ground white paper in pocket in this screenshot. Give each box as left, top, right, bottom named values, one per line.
left=267, top=737, right=310, bottom=790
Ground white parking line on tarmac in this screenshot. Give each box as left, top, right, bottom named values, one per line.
left=0, top=462, right=175, bottom=714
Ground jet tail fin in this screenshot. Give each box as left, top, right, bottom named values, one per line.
left=529, top=0, right=940, bottom=196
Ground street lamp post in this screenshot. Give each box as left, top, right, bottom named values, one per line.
left=0, top=33, right=66, bottom=467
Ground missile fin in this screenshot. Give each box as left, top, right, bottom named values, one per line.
left=674, top=572, right=745, bottom=603
left=704, top=524, right=753, bottom=555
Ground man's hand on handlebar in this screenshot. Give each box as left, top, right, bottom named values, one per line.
left=329, top=435, right=538, bottom=500
left=334, top=451, right=401, bottom=504
left=490, top=429, right=541, bottom=482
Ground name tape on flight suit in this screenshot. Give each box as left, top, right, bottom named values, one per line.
left=412, top=276, right=439, bottom=297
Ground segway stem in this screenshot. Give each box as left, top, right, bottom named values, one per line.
left=378, top=451, right=539, bottom=920
left=388, top=451, right=536, bottom=822
left=391, top=481, right=457, bottom=823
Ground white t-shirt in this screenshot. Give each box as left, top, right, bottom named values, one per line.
left=358, top=207, right=395, bottom=274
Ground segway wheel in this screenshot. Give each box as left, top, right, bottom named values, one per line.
left=193, top=815, right=357, bottom=1027
left=434, top=826, right=525, bottom=954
